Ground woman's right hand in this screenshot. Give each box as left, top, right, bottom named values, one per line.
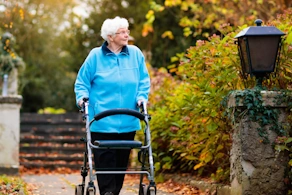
left=78, top=99, right=84, bottom=108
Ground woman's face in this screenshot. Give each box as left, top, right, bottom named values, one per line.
left=112, top=28, right=130, bottom=46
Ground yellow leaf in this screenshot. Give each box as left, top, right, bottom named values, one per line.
left=142, top=23, right=153, bottom=37
left=194, top=162, right=204, bottom=170
left=146, top=10, right=154, bottom=19
left=200, top=151, right=213, bottom=163
left=284, top=67, right=292, bottom=73
left=289, top=159, right=292, bottom=167
left=165, top=0, right=182, bottom=7
left=257, top=0, right=263, bottom=4
left=161, top=31, right=174, bottom=39
left=210, top=47, right=216, bottom=56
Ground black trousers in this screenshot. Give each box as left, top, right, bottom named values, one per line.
left=91, top=131, right=136, bottom=195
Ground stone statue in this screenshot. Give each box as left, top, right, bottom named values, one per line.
left=0, top=32, right=25, bottom=95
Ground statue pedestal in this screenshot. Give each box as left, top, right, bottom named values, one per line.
left=227, top=90, right=289, bottom=195
left=0, top=95, right=22, bottom=175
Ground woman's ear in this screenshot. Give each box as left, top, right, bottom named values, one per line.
left=107, top=35, right=114, bottom=42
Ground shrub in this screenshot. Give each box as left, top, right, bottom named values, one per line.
left=148, top=9, right=292, bottom=183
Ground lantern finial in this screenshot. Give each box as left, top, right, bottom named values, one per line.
left=255, top=19, right=263, bottom=26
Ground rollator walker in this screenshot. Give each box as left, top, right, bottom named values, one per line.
left=75, top=98, right=157, bottom=195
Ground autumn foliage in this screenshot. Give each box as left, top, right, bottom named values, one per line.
left=147, top=8, right=292, bottom=183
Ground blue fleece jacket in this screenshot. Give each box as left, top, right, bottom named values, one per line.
left=74, top=42, right=150, bottom=133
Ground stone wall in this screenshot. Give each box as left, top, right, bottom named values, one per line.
left=228, top=91, right=290, bottom=195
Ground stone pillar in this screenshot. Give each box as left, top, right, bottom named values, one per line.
left=227, top=90, right=289, bottom=195
left=0, top=95, right=22, bottom=175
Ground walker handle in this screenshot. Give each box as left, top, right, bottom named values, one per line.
left=79, top=97, right=89, bottom=113
left=91, top=109, right=145, bottom=124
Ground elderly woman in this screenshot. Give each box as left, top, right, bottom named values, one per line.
left=74, top=16, right=151, bottom=195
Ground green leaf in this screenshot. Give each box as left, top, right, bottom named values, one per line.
left=162, top=156, right=172, bottom=162
left=207, top=122, right=218, bottom=132
left=154, top=162, right=161, bottom=172
left=275, top=145, right=289, bottom=151
left=286, top=32, right=292, bottom=44
left=185, top=155, right=198, bottom=161
left=285, top=137, right=292, bottom=144
left=215, top=152, right=225, bottom=159
left=216, top=144, right=224, bottom=152
left=162, top=162, right=172, bottom=170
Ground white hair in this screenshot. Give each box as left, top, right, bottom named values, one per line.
left=100, top=16, right=129, bottom=41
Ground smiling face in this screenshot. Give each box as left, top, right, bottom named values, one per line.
left=108, top=28, right=129, bottom=47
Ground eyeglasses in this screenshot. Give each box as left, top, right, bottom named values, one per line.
left=115, top=30, right=130, bottom=35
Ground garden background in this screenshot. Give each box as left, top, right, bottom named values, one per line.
left=1, top=0, right=292, bottom=191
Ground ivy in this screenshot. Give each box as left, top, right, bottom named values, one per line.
left=224, top=88, right=288, bottom=144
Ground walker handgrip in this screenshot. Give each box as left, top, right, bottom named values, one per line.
left=92, top=109, right=145, bottom=122
left=94, top=140, right=142, bottom=148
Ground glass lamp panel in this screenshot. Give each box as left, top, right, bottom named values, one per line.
left=238, top=37, right=250, bottom=73
left=248, top=36, right=280, bottom=73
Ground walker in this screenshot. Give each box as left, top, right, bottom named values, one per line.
left=75, top=98, right=156, bottom=195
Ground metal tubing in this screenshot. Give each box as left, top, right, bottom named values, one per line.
left=84, top=100, right=156, bottom=187
left=95, top=171, right=150, bottom=177
left=84, top=101, right=95, bottom=182
left=144, top=117, right=155, bottom=181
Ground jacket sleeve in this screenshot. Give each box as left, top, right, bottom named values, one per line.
left=74, top=50, right=95, bottom=107
left=136, top=50, right=150, bottom=103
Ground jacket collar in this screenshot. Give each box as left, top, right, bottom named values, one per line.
left=102, top=41, right=129, bottom=55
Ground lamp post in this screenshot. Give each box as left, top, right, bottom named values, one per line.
left=234, top=19, right=285, bottom=88
left=228, top=19, right=290, bottom=194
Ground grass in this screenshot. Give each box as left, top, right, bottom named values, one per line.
left=0, top=175, right=30, bottom=195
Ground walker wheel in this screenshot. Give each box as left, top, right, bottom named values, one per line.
left=86, top=186, right=96, bottom=195
left=139, top=183, right=147, bottom=195
left=147, top=188, right=156, bottom=195
left=75, top=184, right=84, bottom=195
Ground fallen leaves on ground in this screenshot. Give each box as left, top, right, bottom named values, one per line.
left=124, top=174, right=205, bottom=195
left=156, top=179, right=204, bottom=195
left=0, top=175, right=34, bottom=195
left=20, top=167, right=206, bottom=195
left=20, top=166, right=79, bottom=175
